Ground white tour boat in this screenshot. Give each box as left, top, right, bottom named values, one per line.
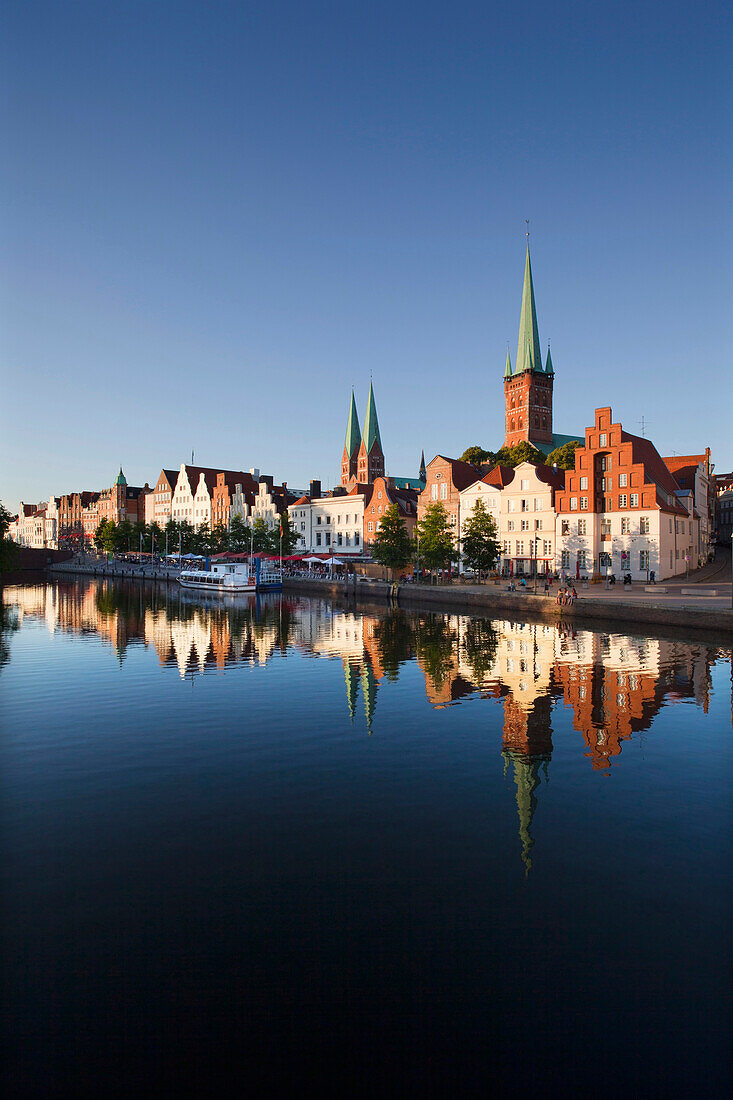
left=178, top=559, right=283, bottom=594
left=179, top=563, right=256, bottom=593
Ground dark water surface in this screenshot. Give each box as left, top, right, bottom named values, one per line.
left=1, top=580, right=730, bottom=1095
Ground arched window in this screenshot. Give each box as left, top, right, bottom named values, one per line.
left=510, top=419, right=515, bottom=432
left=542, top=417, right=547, bottom=428
left=518, top=418, right=523, bottom=429
left=511, top=398, right=516, bottom=408
left=534, top=416, right=539, bottom=428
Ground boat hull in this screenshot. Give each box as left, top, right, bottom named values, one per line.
left=179, top=578, right=256, bottom=593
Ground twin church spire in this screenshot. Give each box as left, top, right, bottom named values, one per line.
left=341, top=381, right=385, bottom=486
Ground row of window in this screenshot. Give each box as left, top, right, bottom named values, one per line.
left=310, top=532, right=362, bottom=547
left=568, top=494, right=641, bottom=511
left=560, top=516, right=651, bottom=536
left=505, top=519, right=545, bottom=531
left=560, top=549, right=650, bottom=569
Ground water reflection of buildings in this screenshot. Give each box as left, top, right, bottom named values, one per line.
left=4, top=582, right=722, bottom=869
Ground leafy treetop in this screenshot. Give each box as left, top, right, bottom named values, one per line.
left=370, top=504, right=413, bottom=575
left=545, top=440, right=580, bottom=470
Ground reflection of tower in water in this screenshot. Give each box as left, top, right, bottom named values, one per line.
left=502, top=692, right=553, bottom=876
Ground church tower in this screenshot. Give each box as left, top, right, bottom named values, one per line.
left=341, top=391, right=361, bottom=486
left=356, top=381, right=385, bottom=484
left=504, top=239, right=554, bottom=451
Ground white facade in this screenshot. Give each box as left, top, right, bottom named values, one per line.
left=289, top=494, right=364, bottom=553
left=555, top=498, right=698, bottom=582
left=14, top=503, right=56, bottom=549
left=171, top=465, right=214, bottom=529
left=459, top=462, right=558, bottom=575
left=251, top=483, right=285, bottom=530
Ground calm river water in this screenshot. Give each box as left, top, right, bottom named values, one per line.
left=1, top=579, right=730, bottom=1095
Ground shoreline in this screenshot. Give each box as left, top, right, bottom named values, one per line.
left=28, top=563, right=733, bottom=639
left=283, top=576, right=733, bottom=638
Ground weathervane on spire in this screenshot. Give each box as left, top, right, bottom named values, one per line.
left=526, top=218, right=530, bottom=240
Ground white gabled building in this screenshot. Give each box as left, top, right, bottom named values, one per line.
left=458, top=461, right=565, bottom=576
left=171, top=464, right=220, bottom=528
left=289, top=482, right=365, bottom=554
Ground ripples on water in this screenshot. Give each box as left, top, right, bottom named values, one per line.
left=1, top=580, right=731, bottom=1095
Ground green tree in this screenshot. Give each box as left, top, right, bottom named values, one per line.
left=132, top=519, right=146, bottom=552
left=277, top=510, right=299, bottom=555
left=492, top=441, right=547, bottom=467
left=118, top=518, right=133, bottom=550
left=178, top=519, right=194, bottom=554
left=251, top=518, right=272, bottom=553
left=546, top=440, right=580, bottom=470
left=228, top=514, right=251, bottom=553
left=210, top=522, right=230, bottom=554
left=94, top=519, right=109, bottom=552
left=163, top=518, right=179, bottom=554
left=461, top=499, right=500, bottom=579
left=189, top=522, right=211, bottom=556
left=0, top=501, right=18, bottom=573
left=459, top=445, right=493, bottom=467
left=100, top=521, right=119, bottom=554
left=416, top=502, right=454, bottom=577
left=370, top=504, right=413, bottom=578
left=148, top=522, right=163, bottom=555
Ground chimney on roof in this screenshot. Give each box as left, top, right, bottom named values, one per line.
left=310, top=479, right=322, bottom=499
left=250, top=468, right=260, bottom=480
left=260, top=474, right=273, bottom=491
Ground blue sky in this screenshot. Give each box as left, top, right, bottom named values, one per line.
left=2, top=0, right=731, bottom=507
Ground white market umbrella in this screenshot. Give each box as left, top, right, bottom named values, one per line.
left=302, top=555, right=323, bottom=563
left=324, top=557, right=345, bottom=566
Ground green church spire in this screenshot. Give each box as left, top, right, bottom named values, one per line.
left=344, top=390, right=361, bottom=458
left=515, top=240, right=543, bottom=376
left=545, top=343, right=554, bottom=375
left=115, top=466, right=127, bottom=486
left=361, top=380, right=382, bottom=454
left=504, top=348, right=512, bottom=378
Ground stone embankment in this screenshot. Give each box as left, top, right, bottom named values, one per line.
left=284, top=576, right=733, bottom=638
left=48, top=559, right=181, bottom=582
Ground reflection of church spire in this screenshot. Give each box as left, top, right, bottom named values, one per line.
left=361, top=655, right=378, bottom=734
left=344, top=658, right=360, bottom=721
left=503, top=750, right=550, bottom=876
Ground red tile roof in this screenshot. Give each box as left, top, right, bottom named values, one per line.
left=620, top=431, right=682, bottom=497
left=480, top=464, right=516, bottom=489
left=432, top=456, right=483, bottom=491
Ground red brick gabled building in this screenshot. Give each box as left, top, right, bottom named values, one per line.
left=555, top=407, right=698, bottom=580
left=363, top=476, right=419, bottom=552
left=417, top=455, right=482, bottom=539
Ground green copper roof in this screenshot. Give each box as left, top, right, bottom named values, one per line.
left=504, top=349, right=512, bottom=378
left=344, top=391, right=361, bottom=458
left=514, top=242, right=543, bottom=376
left=545, top=344, right=554, bottom=375
left=115, top=467, right=127, bottom=486
left=361, top=380, right=382, bottom=454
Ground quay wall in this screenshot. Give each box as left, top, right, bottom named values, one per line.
left=37, top=565, right=733, bottom=638
left=284, top=577, right=733, bottom=638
